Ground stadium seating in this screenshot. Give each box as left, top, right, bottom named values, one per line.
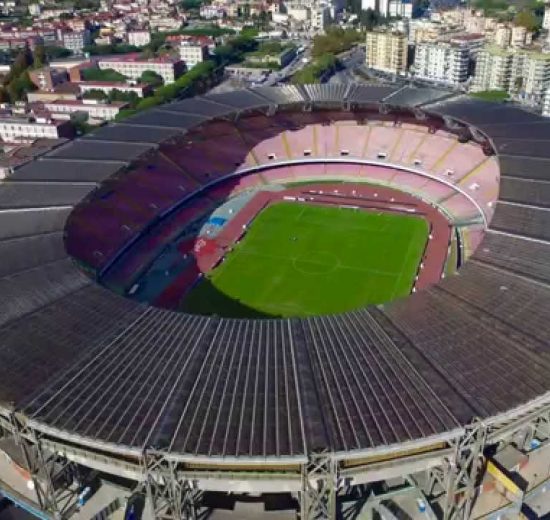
left=66, top=114, right=498, bottom=278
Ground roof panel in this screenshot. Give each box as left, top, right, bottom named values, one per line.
left=46, top=140, right=153, bottom=162
left=0, top=232, right=66, bottom=278
left=0, top=258, right=90, bottom=330
left=0, top=182, right=94, bottom=208
left=83, top=124, right=180, bottom=144
left=11, top=158, right=123, bottom=182
left=124, top=109, right=206, bottom=129
left=0, top=207, right=71, bottom=239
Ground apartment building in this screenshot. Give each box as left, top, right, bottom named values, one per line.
left=365, top=30, right=408, bottom=75
left=414, top=41, right=469, bottom=85
left=128, top=30, right=151, bottom=47
left=472, top=45, right=514, bottom=92
left=473, top=45, right=550, bottom=105
left=0, top=116, right=73, bottom=142
left=544, top=3, right=550, bottom=31
left=542, top=87, right=550, bottom=116
left=44, top=99, right=128, bottom=121
left=179, top=41, right=208, bottom=68
left=513, top=51, right=550, bottom=104
left=97, top=55, right=186, bottom=84
left=61, top=30, right=92, bottom=54
left=77, top=81, right=153, bottom=97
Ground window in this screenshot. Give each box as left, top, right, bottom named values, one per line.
left=377, top=152, right=387, bottom=159
left=340, top=150, right=349, bottom=156
left=414, top=159, right=422, bottom=166
left=268, top=153, right=276, bottom=160
left=303, top=149, right=311, bottom=157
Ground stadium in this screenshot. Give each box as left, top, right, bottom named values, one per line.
left=0, top=84, right=549, bottom=520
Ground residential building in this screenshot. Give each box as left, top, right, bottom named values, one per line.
left=286, top=4, right=309, bottom=22
left=542, top=86, right=550, bottom=116
left=361, top=0, right=389, bottom=16
left=43, top=99, right=128, bottom=121
left=310, top=6, right=330, bottom=32
left=449, top=33, right=484, bottom=58
left=61, top=29, right=92, bottom=54
left=494, top=24, right=512, bottom=48
left=472, top=45, right=514, bottom=92
left=0, top=116, right=74, bottom=143
left=512, top=51, right=550, bottom=104
left=511, top=25, right=532, bottom=48
left=473, top=45, right=550, bottom=105
left=97, top=55, right=186, bottom=84
left=77, top=81, right=153, bottom=97
left=128, top=30, right=151, bottom=47
left=544, top=3, right=550, bottom=31
left=199, top=5, right=225, bottom=18
left=179, top=41, right=208, bottom=68
left=365, top=30, right=408, bottom=75
left=388, top=0, right=413, bottom=18
left=414, top=41, right=469, bottom=85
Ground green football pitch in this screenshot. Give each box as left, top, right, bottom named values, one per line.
left=182, top=202, right=429, bottom=318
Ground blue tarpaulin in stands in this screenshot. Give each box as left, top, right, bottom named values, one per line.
left=208, top=216, right=227, bottom=227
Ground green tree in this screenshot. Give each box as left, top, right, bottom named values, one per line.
left=81, top=67, right=127, bottom=82
left=139, top=70, right=164, bottom=86
left=83, top=89, right=108, bottom=100
left=33, top=44, right=47, bottom=68
left=7, top=71, right=36, bottom=102
left=44, top=46, right=72, bottom=60
left=514, top=9, right=539, bottom=31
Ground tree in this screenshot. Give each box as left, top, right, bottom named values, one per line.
left=7, top=71, right=36, bottom=102
left=514, top=9, right=539, bottom=31
left=83, top=89, right=108, bottom=100
left=7, top=46, right=34, bottom=81
left=44, top=46, right=72, bottom=60
left=81, top=67, right=127, bottom=82
left=140, top=70, right=164, bottom=86
left=33, top=45, right=46, bottom=68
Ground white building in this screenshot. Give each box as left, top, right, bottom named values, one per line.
left=414, top=41, right=469, bottom=85
left=44, top=99, right=128, bottom=121
left=77, top=81, right=152, bottom=97
left=97, top=56, right=186, bottom=84
left=286, top=4, right=309, bottom=22
left=472, top=45, right=513, bottom=92
left=473, top=45, right=550, bottom=106
left=542, top=86, right=550, bottom=116
left=361, top=0, right=389, bottom=15
left=0, top=116, right=72, bottom=142
left=310, top=6, right=330, bottom=31
left=128, top=30, right=151, bottom=47
left=544, top=3, right=550, bottom=31
left=388, top=0, right=412, bottom=18
left=179, top=41, right=208, bottom=68
left=60, top=30, right=91, bottom=54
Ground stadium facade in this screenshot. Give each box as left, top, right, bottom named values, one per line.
left=0, top=84, right=549, bottom=519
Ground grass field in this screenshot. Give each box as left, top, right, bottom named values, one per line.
left=182, top=202, right=429, bottom=318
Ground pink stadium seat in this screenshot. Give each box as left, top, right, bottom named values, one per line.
left=336, top=124, right=369, bottom=157
left=390, top=129, right=427, bottom=164
left=364, top=125, right=399, bottom=160
left=411, top=134, right=456, bottom=171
